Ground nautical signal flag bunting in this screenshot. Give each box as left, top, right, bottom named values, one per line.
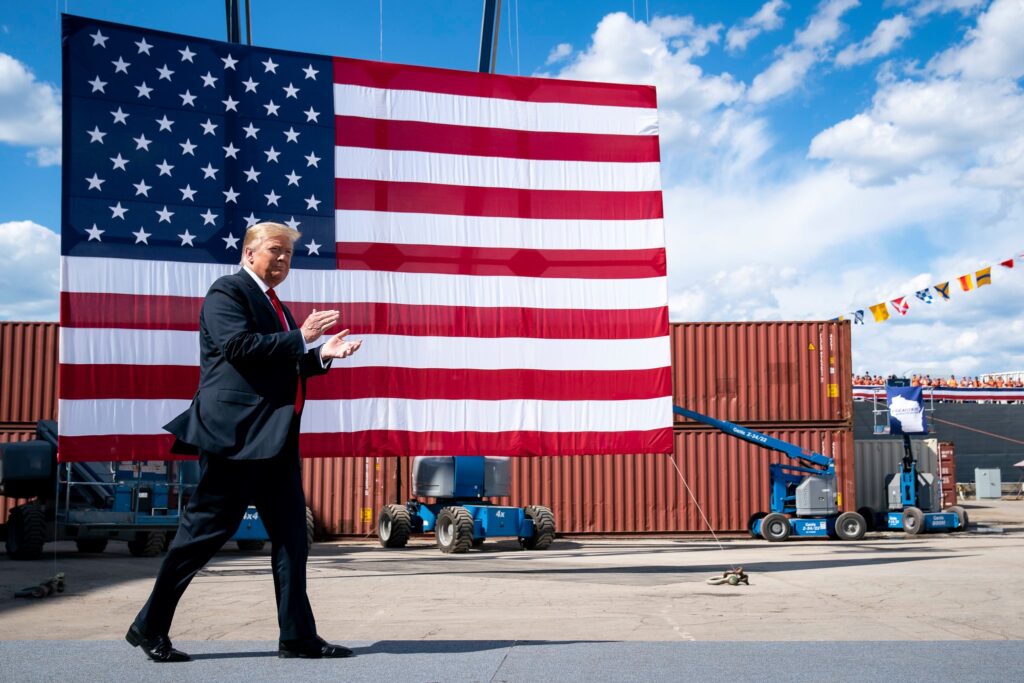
left=58, top=16, right=672, bottom=461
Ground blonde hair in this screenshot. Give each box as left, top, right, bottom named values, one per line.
left=240, top=222, right=301, bottom=265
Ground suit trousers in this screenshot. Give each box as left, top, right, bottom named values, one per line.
left=133, top=421, right=316, bottom=641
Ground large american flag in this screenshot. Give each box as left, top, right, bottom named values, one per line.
left=59, top=15, right=672, bottom=462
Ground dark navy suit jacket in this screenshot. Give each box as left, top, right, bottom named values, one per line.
left=164, top=269, right=330, bottom=459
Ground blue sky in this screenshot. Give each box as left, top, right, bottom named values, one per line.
left=2, top=0, right=1023, bottom=376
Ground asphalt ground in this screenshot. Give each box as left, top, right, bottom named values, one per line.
left=1, top=499, right=1022, bottom=682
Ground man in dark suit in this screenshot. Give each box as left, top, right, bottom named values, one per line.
left=126, top=222, right=362, bottom=662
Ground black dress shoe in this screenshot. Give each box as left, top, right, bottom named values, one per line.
left=125, top=624, right=191, bottom=662
left=278, top=636, right=354, bottom=659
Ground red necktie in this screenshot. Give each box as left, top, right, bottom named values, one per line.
left=267, top=288, right=304, bottom=414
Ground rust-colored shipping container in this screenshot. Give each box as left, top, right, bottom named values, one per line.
left=0, top=430, right=36, bottom=525
left=0, top=322, right=59, bottom=427
left=671, top=321, right=851, bottom=427
left=938, top=442, right=958, bottom=509
left=310, top=426, right=853, bottom=536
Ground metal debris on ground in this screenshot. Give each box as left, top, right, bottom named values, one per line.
left=14, top=572, right=65, bottom=599
left=706, top=567, right=749, bottom=586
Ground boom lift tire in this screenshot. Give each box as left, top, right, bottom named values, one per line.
left=857, top=507, right=876, bottom=532
left=436, top=506, right=474, bottom=554
left=760, top=512, right=791, bottom=542
left=835, top=511, right=867, bottom=541
left=747, top=512, right=767, bottom=539
left=948, top=505, right=968, bottom=531
left=306, top=506, right=315, bottom=548
left=5, top=504, right=46, bottom=560
left=128, top=531, right=166, bottom=557
left=378, top=504, right=412, bottom=548
left=902, top=506, right=924, bottom=535
left=519, top=505, right=555, bottom=550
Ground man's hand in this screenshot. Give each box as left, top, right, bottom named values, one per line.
left=320, top=329, right=362, bottom=361
left=301, top=308, right=340, bottom=343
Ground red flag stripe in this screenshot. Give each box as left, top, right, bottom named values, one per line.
left=59, top=365, right=673, bottom=402
left=334, top=115, right=660, bottom=163
left=60, top=292, right=669, bottom=339
left=336, top=179, right=664, bottom=219
left=333, top=57, right=657, bottom=109
left=335, top=243, right=666, bottom=278
left=58, top=428, right=675, bottom=462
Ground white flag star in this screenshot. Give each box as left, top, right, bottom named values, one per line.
left=109, top=201, right=128, bottom=219
left=85, top=173, right=105, bottom=191
left=305, top=194, right=321, bottom=211
left=222, top=54, right=238, bottom=70
left=200, top=209, right=218, bottom=226
left=284, top=216, right=301, bottom=230
left=223, top=233, right=240, bottom=249
left=178, top=229, right=196, bottom=246
left=87, top=126, right=106, bottom=143
left=179, top=46, right=196, bottom=62
left=283, top=83, right=299, bottom=98
left=201, top=163, right=219, bottom=179
left=179, top=90, right=197, bottom=107
left=244, top=212, right=260, bottom=227
left=305, top=239, right=321, bottom=256
left=200, top=71, right=218, bottom=88
left=156, top=64, right=174, bottom=80
left=304, top=151, right=320, bottom=167
left=199, top=119, right=218, bottom=135
left=283, top=127, right=299, bottom=143
left=86, top=224, right=104, bottom=240
left=242, top=122, right=260, bottom=139
left=285, top=170, right=301, bottom=186
left=90, top=30, right=108, bottom=47
left=135, top=38, right=152, bottom=55
left=179, top=139, right=197, bottom=155
left=242, top=77, right=259, bottom=93
left=132, top=227, right=151, bottom=244
left=110, top=153, right=129, bottom=171
left=88, top=76, right=107, bottom=93
left=135, top=81, right=153, bottom=98
left=156, top=159, right=174, bottom=176
left=156, top=206, right=175, bottom=223
left=111, top=107, right=129, bottom=124
left=304, top=107, right=320, bottom=123
left=133, top=133, right=152, bottom=151
left=222, top=96, right=239, bottom=112
left=264, top=189, right=281, bottom=206
left=261, top=57, right=278, bottom=73
left=179, top=184, right=197, bottom=201
left=223, top=187, right=240, bottom=203
left=223, top=143, right=240, bottom=159
left=263, top=100, right=280, bottom=116
left=133, top=179, right=152, bottom=196
left=264, top=146, right=281, bottom=163
left=243, top=166, right=261, bottom=183
left=111, top=56, right=130, bottom=73
left=156, top=115, right=174, bottom=132
left=302, top=64, right=318, bottom=79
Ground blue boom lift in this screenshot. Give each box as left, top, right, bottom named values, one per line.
left=377, top=456, right=554, bottom=553
left=673, top=406, right=867, bottom=541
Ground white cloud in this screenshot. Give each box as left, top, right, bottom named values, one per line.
left=0, top=221, right=59, bottom=320
left=726, top=0, right=789, bottom=52
left=747, top=0, right=859, bottom=104
left=545, top=43, right=572, bottom=65
left=902, top=0, right=986, bottom=18
left=835, top=14, right=913, bottom=67
left=0, top=53, right=61, bottom=165
left=930, top=0, right=1024, bottom=80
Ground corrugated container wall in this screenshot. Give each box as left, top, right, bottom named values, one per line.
left=0, top=430, right=36, bottom=525
left=671, top=322, right=851, bottom=427
left=1, top=322, right=59, bottom=427
left=854, top=439, right=940, bottom=514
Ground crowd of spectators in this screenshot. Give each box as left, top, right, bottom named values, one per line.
left=853, top=373, right=1024, bottom=388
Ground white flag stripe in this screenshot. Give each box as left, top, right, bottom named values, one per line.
left=334, top=84, right=660, bottom=137
left=334, top=146, right=662, bottom=192
left=58, top=396, right=674, bottom=436
left=62, top=257, right=668, bottom=309
left=60, top=328, right=671, bottom=371
left=335, top=211, right=666, bottom=251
